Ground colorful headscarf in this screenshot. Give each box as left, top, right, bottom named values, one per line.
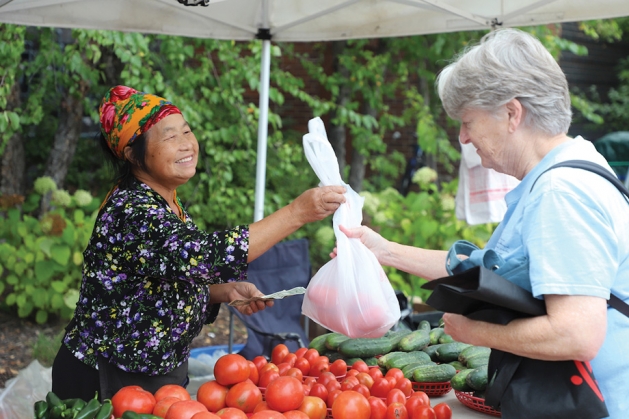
left=99, top=85, right=182, bottom=160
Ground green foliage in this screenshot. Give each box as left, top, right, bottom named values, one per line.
left=32, top=328, right=65, bottom=367
left=0, top=181, right=98, bottom=324
left=0, top=24, right=25, bottom=154
left=360, top=170, right=496, bottom=302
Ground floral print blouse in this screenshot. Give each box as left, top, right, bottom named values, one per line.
left=63, top=178, right=249, bottom=375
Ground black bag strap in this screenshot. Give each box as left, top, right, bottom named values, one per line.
left=532, top=159, right=629, bottom=317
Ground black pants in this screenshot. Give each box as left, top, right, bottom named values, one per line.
left=52, top=344, right=188, bottom=402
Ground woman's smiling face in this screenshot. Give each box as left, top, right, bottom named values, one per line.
left=459, top=107, right=510, bottom=172
left=139, top=113, right=199, bottom=192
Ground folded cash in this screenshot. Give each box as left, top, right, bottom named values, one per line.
left=228, top=286, right=307, bottom=307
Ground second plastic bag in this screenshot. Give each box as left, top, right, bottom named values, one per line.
left=301, top=117, right=400, bottom=338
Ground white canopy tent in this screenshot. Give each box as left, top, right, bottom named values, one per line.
left=2, top=0, right=629, bottom=220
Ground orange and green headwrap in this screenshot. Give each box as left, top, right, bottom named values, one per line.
left=99, top=85, right=182, bottom=160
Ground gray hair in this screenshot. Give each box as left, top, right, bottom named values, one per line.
left=436, top=28, right=571, bottom=136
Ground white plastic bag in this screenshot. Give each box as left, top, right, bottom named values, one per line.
left=301, top=117, right=400, bottom=338
left=455, top=140, right=520, bottom=225
left=0, top=360, right=52, bottom=419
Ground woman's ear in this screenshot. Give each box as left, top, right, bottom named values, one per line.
left=505, top=98, right=524, bottom=133
left=123, top=146, right=135, bottom=164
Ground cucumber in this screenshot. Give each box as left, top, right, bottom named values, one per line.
left=429, top=328, right=445, bottom=345
left=466, top=354, right=490, bottom=369
left=385, top=351, right=432, bottom=370
left=421, top=344, right=443, bottom=362
left=326, top=351, right=346, bottom=362
left=401, top=361, right=436, bottom=380
left=458, top=346, right=491, bottom=364
left=448, top=360, right=467, bottom=371
left=386, top=330, right=412, bottom=349
left=450, top=368, right=475, bottom=391
left=344, top=357, right=363, bottom=366
left=308, top=332, right=333, bottom=353
left=364, top=357, right=379, bottom=366
left=339, top=337, right=394, bottom=358
left=436, top=342, right=472, bottom=363
left=412, top=363, right=457, bottom=383
left=466, top=365, right=489, bottom=391
left=398, top=330, right=430, bottom=352
left=325, top=333, right=350, bottom=351
left=418, top=320, right=431, bottom=333
left=377, top=351, right=406, bottom=368
left=438, top=334, right=455, bottom=344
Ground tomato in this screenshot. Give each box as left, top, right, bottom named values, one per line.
left=298, top=395, right=327, bottom=419
left=253, top=401, right=270, bottom=413
left=303, top=349, right=320, bottom=366
left=340, top=376, right=360, bottom=391
left=272, top=343, right=290, bottom=365
left=329, top=359, right=347, bottom=378
left=384, top=368, right=404, bottom=386
left=368, top=367, right=384, bottom=381
left=112, top=385, right=156, bottom=418
left=409, top=406, right=436, bottom=419
left=324, top=379, right=341, bottom=393
left=258, top=369, right=280, bottom=389
left=351, top=360, right=370, bottom=373
left=247, top=361, right=260, bottom=385
left=153, top=396, right=181, bottom=418
left=215, top=407, right=248, bottom=419
left=214, top=354, right=251, bottom=386
left=386, top=388, right=407, bottom=406
left=190, top=412, right=220, bottom=419
left=164, top=400, right=208, bottom=419
left=367, top=396, right=387, bottom=419
left=197, top=380, right=229, bottom=413
left=155, top=384, right=191, bottom=402
left=432, top=403, right=452, bottom=419
left=394, top=378, right=413, bottom=397
left=303, top=376, right=317, bottom=388
left=308, top=383, right=328, bottom=401
left=331, top=390, right=371, bottom=419
left=285, top=367, right=304, bottom=381
left=252, top=356, right=268, bottom=372
left=346, top=369, right=360, bottom=378
left=370, top=378, right=394, bottom=398
left=278, top=362, right=292, bottom=376
left=283, top=410, right=310, bottom=419
left=355, top=372, right=375, bottom=389
left=326, top=389, right=342, bottom=409
left=225, top=380, right=263, bottom=413
left=406, top=391, right=430, bottom=417
left=294, top=357, right=311, bottom=376
left=283, top=353, right=298, bottom=367
left=316, top=372, right=337, bottom=388
left=294, top=347, right=308, bottom=359
left=249, top=411, right=284, bottom=419
left=265, top=376, right=305, bottom=412
left=308, top=358, right=329, bottom=378
left=386, top=402, right=408, bottom=419
left=260, top=362, right=280, bottom=375
left=352, top=383, right=371, bottom=399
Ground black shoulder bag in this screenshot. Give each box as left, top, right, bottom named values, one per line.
left=423, top=159, right=629, bottom=419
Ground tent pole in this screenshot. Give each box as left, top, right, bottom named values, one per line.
left=253, top=37, right=272, bottom=223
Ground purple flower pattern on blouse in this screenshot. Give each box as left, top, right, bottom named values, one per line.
left=63, top=179, right=249, bottom=375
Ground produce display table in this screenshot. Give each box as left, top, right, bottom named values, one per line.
left=436, top=391, right=500, bottom=418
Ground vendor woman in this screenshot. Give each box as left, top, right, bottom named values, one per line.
left=52, top=85, right=346, bottom=401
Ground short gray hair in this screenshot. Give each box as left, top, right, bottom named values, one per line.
left=436, top=28, right=571, bottom=136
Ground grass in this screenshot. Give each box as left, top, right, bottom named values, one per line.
left=32, top=329, right=65, bottom=368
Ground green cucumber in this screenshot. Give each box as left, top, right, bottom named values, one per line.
left=458, top=346, right=491, bottom=364
left=385, top=351, right=432, bottom=370
left=401, top=361, right=436, bottom=379
left=377, top=351, right=406, bottom=367
left=398, top=330, right=430, bottom=352
left=448, top=360, right=467, bottom=371
left=364, top=357, right=379, bottom=366
left=466, top=353, right=490, bottom=369
left=386, top=330, right=412, bottom=349
left=325, top=333, right=350, bottom=351
left=429, top=328, right=445, bottom=345
left=438, top=333, right=455, bottom=344
left=436, top=342, right=472, bottom=362
left=339, top=337, right=394, bottom=358
left=309, top=332, right=333, bottom=353
left=418, top=320, right=432, bottom=333
left=451, top=368, right=475, bottom=391
left=421, top=344, right=443, bottom=362
left=466, top=365, right=489, bottom=391
left=412, top=363, right=457, bottom=383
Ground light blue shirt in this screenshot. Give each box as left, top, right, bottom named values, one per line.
left=486, top=136, right=629, bottom=418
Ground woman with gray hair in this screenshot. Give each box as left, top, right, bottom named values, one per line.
left=334, top=28, right=628, bottom=418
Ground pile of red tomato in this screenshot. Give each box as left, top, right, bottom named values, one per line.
left=110, top=343, right=453, bottom=419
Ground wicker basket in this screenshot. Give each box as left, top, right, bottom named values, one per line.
left=454, top=390, right=502, bottom=417
left=411, top=381, right=452, bottom=397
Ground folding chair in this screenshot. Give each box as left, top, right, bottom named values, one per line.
left=227, top=238, right=311, bottom=360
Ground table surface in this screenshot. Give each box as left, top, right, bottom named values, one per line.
left=434, top=391, right=500, bottom=418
